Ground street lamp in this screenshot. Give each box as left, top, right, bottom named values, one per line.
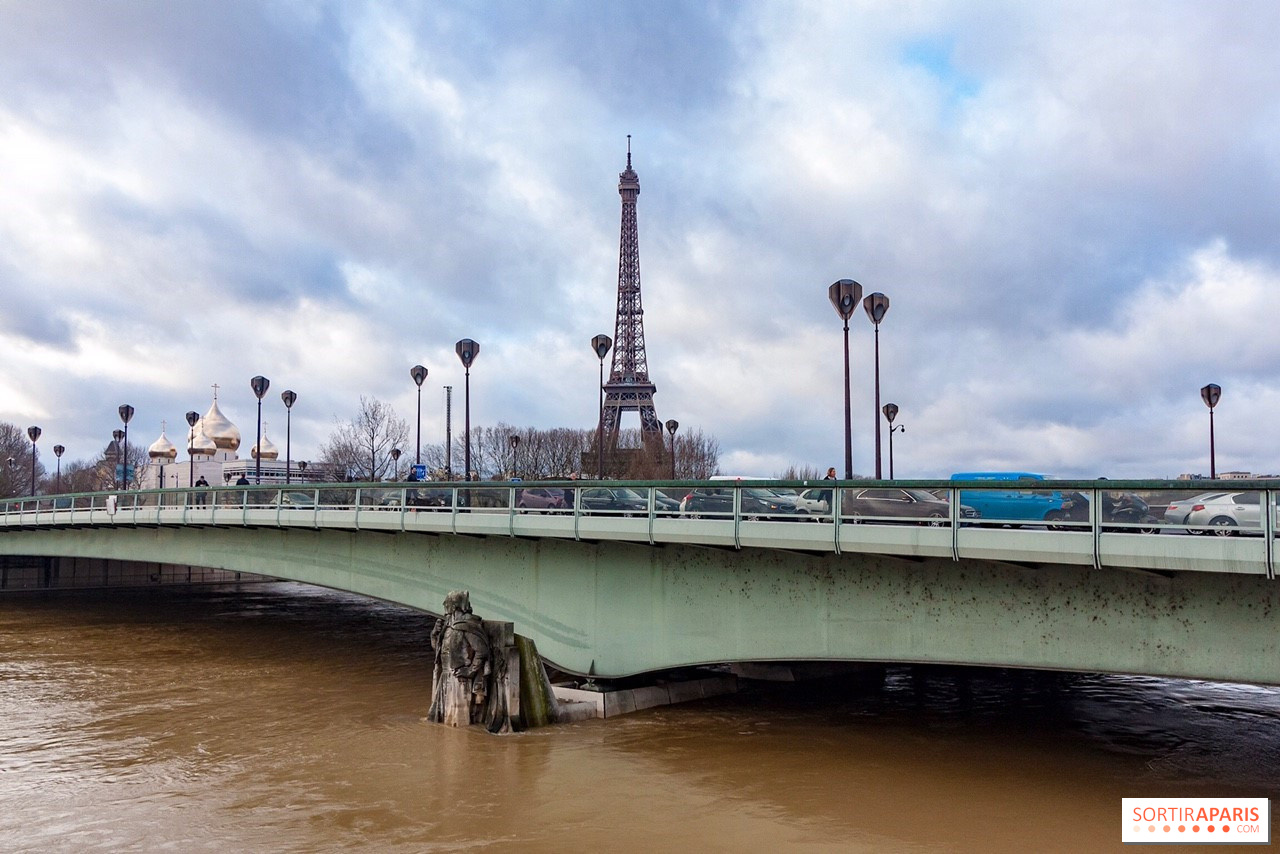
left=1201, top=383, right=1222, bottom=478
left=454, top=340, right=480, bottom=481
left=53, top=444, right=64, bottom=493
left=509, top=434, right=520, bottom=480
left=863, top=292, right=890, bottom=479
left=297, top=460, right=308, bottom=482
left=281, top=390, right=297, bottom=484
left=828, top=279, right=863, bottom=480
left=26, top=426, right=41, bottom=496
left=592, top=334, right=612, bottom=479
left=185, top=411, right=200, bottom=487
left=118, top=404, right=134, bottom=488
left=410, top=365, right=428, bottom=466
left=111, top=430, right=125, bottom=489
left=882, top=403, right=904, bottom=480
left=665, top=419, right=679, bottom=480
left=390, top=447, right=401, bottom=480
left=250, top=376, right=270, bottom=484
left=443, top=385, right=453, bottom=480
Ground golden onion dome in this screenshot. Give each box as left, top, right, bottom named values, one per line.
left=187, top=421, right=217, bottom=457
left=251, top=424, right=279, bottom=461
left=201, top=398, right=241, bottom=452
left=147, top=427, right=178, bottom=462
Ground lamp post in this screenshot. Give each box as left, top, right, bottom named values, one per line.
left=828, top=279, right=863, bottom=480
left=455, top=340, right=479, bottom=481
left=410, top=365, right=428, bottom=467
left=111, top=430, right=125, bottom=489
left=280, top=390, right=297, bottom=483
left=118, top=404, right=134, bottom=488
left=882, top=403, right=904, bottom=480
left=1201, top=383, right=1222, bottom=478
left=250, top=376, right=270, bottom=484
left=390, top=447, right=401, bottom=481
left=591, top=334, right=612, bottom=479
left=297, top=460, right=307, bottom=482
left=863, top=292, right=890, bottom=479
left=509, top=434, right=520, bottom=480
left=443, top=385, right=453, bottom=480
left=185, top=411, right=200, bottom=487
left=26, top=426, right=41, bottom=495
left=5, top=457, right=14, bottom=494
left=665, top=419, right=679, bottom=480
left=53, top=444, right=64, bottom=493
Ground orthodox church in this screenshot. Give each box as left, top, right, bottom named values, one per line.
left=138, top=390, right=294, bottom=489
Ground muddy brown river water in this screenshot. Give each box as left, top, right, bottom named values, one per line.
left=0, top=582, right=1275, bottom=852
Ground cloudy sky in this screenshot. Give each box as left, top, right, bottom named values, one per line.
left=2, top=1, right=1278, bottom=480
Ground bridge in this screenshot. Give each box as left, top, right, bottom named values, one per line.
left=3, top=479, right=1279, bottom=685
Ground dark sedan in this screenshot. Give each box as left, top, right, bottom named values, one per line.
left=679, top=487, right=796, bottom=520
left=843, top=487, right=976, bottom=525
left=577, top=487, right=649, bottom=516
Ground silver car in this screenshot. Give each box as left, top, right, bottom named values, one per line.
left=1183, top=492, right=1266, bottom=536
left=1162, top=492, right=1229, bottom=533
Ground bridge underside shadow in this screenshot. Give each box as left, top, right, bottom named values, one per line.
left=3, top=525, right=1279, bottom=684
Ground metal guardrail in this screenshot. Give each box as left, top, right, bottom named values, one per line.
left=2, top=478, right=1278, bottom=576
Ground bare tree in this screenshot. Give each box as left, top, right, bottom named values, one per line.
left=318, top=396, right=410, bottom=481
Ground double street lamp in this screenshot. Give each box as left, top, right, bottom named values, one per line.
left=882, top=403, right=904, bottom=480
left=455, top=340, right=480, bottom=481
left=591, top=334, right=612, bottom=479
left=250, top=376, right=270, bottom=484
left=863, top=292, right=890, bottom=479
left=118, top=404, right=134, bottom=488
left=1201, top=383, right=1222, bottom=478
left=111, top=430, right=125, bottom=489
left=828, top=279, right=862, bottom=480
left=26, top=426, right=41, bottom=496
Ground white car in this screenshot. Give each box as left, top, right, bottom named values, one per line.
left=1183, top=492, right=1268, bottom=537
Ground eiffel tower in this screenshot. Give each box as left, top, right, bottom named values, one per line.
left=600, top=137, right=662, bottom=449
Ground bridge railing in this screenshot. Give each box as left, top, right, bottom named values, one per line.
left=2, top=479, right=1278, bottom=576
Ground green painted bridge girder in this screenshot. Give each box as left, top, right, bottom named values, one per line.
left=3, top=524, right=1280, bottom=684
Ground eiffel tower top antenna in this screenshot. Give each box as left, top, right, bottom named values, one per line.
left=600, top=137, right=662, bottom=448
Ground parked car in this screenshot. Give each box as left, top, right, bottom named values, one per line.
left=577, top=487, right=649, bottom=515
left=515, top=487, right=565, bottom=510
left=847, top=487, right=976, bottom=525
left=1184, top=492, right=1267, bottom=536
left=1162, top=492, right=1229, bottom=534
left=949, top=472, right=1065, bottom=524
left=680, top=487, right=796, bottom=520
left=270, top=489, right=317, bottom=509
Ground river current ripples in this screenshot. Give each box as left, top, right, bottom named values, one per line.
left=0, top=582, right=1275, bottom=852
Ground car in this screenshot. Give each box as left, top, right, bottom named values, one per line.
left=949, top=472, right=1065, bottom=524
left=846, top=487, right=977, bottom=525
left=680, top=487, right=796, bottom=521
left=515, top=487, right=565, bottom=510
left=793, top=487, right=977, bottom=524
left=577, top=486, right=650, bottom=515
left=1162, top=492, right=1229, bottom=533
left=270, top=489, right=317, bottom=509
left=1183, top=492, right=1268, bottom=536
